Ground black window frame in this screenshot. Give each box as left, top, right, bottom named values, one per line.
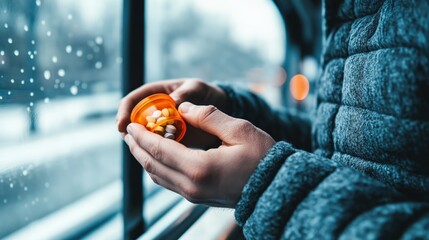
left=121, top=0, right=145, bottom=239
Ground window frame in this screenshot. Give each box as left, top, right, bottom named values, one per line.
left=121, top=0, right=145, bottom=239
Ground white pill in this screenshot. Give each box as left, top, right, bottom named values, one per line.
left=164, top=132, right=175, bottom=139
left=165, top=125, right=176, bottom=133
left=152, top=110, right=162, bottom=119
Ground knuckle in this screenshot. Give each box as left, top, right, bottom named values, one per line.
left=188, top=78, right=203, bottom=84
left=128, top=143, right=138, bottom=155
left=117, top=98, right=124, bottom=108
left=237, top=119, right=253, bottom=131
left=191, top=78, right=205, bottom=87
left=149, top=139, right=163, bottom=160
left=182, top=186, right=201, bottom=203
left=118, top=98, right=129, bottom=109
left=199, top=105, right=218, bottom=124
left=238, top=120, right=256, bottom=135
left=189, top=169, right=208, bottom=183
left=148, top=174, right=158, bottom=185
left=143, top=158, right=155, bottom=174
left=188, top=162, right=212, bottom=184
left=151, top=177, right=159, bottom=185
left=226, top=119, right=256, bottom=140
left=175, top=88, right=189, bottom=99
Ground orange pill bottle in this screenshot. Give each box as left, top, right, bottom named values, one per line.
left=130, top=93, right=186, bottom=142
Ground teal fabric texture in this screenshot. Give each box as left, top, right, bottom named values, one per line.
left=219, top=0, right=429, bottom=239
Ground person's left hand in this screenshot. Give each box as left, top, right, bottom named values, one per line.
left=123, top=102, right=275, bottom=208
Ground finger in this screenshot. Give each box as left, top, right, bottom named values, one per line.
left=126, top=123, right=201, bottom=174
left=124, top=133, right=189, bottom=187
left=116, top=79, right=184, bottom=132
left=125, top=132, right=208, bottom=202
left=178, top=102, right=243, bottom=142
left=168, top=79, right=204, bottom=105
left=147, top=173, right=190, bottom=197
left=124, top=132, right=201, bottom=199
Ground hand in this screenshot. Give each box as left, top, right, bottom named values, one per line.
left=123, top=102, right=275, bottom=208
left=117, top=79, right=230, bottom=149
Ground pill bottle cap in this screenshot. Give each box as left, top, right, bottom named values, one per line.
left=130, top=93, right=186, bottom=142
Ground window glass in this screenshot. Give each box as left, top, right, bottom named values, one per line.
left=0, top=0, right=122, bottom=237
left=146, top=0, right=286, bottom=106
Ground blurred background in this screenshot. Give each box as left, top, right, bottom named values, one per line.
left=0, top=0, right=320, bottom=238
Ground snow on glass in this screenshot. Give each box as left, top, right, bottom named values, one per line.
left=58, top=69, right=65, bottom=77
left=44, top=70, right=51, bottom=80
left=65, top=45, right=72, bottom=53
left=70, top=86, right=78, bottom=95
left=0, top=7, right=115, bottom=110
left=95, top=36, right=103, bottom=45
left=95, top=61, right=103, bottom=69
left=76, top=50, right=83, bottom=57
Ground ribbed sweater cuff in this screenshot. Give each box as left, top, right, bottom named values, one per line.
left=235, top=141, right=296, bottom=226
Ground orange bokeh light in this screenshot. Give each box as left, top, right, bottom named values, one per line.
left=290, top=74, right=309, bottom=101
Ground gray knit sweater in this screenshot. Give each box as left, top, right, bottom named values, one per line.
left=219, top=0, right=429, bottom=239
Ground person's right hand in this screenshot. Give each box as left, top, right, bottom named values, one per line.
left=116, top=78, right=231, bottom=149
left=123, top=102, right=275, bottom=208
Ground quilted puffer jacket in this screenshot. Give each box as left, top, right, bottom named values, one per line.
left=219, top=0, right=429, bottom=239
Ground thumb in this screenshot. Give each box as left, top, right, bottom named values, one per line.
left=178, top=102, right=238, bottom=140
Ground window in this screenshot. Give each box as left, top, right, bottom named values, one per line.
left=0, top=0, right=122, bottom=238
left=1, top=0, right=318, bottom=238
left=146, top=0, right=286, bottom=107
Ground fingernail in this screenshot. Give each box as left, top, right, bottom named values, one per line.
left=179, top=102, right=194, bottom=113
left=127, top=124, right=134, bottom=134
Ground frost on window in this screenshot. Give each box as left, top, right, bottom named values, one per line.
left=0, top=0, right=122, bottom=237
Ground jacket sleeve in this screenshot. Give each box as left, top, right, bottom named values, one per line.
left=217, top=83, right=312, bottom=151
left=235, top=141, right=429, bottom=240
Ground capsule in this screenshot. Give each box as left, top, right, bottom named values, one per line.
left=154, top=126, right=164, bottom=135
left=166, top=125, right=176, bottom=134
left=162, top=108, right=170, bottom=117
left=152, top=110, right=162, bottom=119
left=164, top=132, right=175, bottom=140
left=146, top=122, right=156, bottom=129
left=156, top=117, right=167, bottom=125
left=146, top=116, right=156, bottom=123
